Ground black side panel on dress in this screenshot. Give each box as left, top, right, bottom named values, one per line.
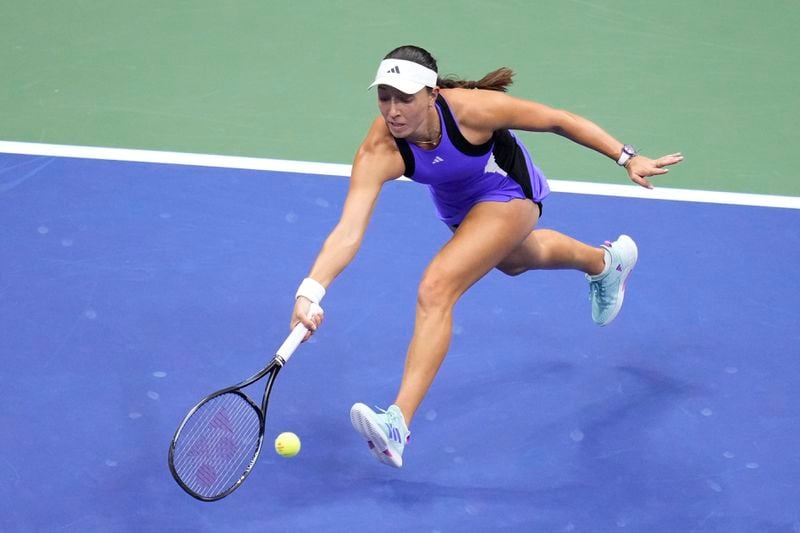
left=492, top=129, right=533, bottom=199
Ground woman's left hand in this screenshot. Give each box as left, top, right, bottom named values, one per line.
left=626, top=152, right=684, bottom=189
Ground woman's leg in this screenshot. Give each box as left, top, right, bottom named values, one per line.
left=496, top=227, right=639, bottom=327
left=496, top=228, right=606, bottom=276
left=393, top=199, right=539, bottom=424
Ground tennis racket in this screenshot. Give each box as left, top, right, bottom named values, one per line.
left=168, top=304, right=321, bottom=501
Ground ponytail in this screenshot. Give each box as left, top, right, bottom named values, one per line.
left=437, top=67, right=515, bottom=92
left=383, top=45, right=514, bottom=92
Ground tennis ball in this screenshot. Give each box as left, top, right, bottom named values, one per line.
left=275, top=432, right=301, bottom=458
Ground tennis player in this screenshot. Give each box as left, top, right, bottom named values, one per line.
left=291, top=45, right=683, bottom=468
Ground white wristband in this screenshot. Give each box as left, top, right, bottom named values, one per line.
left=295, top=277, right=326, bottom=303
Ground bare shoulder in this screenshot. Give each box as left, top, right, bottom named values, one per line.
left=360, top=116, right=399, bottom=155
left=439, top=88, right=516, bottom=133
left=353, top=117, right=406, bottom=182
left=437, top=88, right=514, bottom=139
left=440, top=87, right=508, bottom=111
left=440, top=88, right=555, bottom=133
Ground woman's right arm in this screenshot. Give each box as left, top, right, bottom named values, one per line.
left=292, top=118, right=405, bottom=332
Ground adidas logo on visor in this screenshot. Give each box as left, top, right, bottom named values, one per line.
left=387, top=66, right=400, bottom=74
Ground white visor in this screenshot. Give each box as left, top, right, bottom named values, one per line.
left=368, top=59, right=438, bottom=94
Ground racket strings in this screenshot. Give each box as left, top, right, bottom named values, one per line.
left=172, top=392, right=262, bottom=499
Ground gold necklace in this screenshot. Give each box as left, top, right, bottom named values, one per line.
left=413, top=118, right=442, bottom=147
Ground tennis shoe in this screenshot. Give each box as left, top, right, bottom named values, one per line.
left=350, top=403, right=409, bottom=468
left=587, top=234, right=638, bottom=326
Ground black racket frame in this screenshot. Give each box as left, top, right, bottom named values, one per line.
left=168, top=357, right=284, bottom=501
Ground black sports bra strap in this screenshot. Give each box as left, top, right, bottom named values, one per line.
left=393, top=138, right=416, bottom=178
left=436, top=94, right=493, bottom=156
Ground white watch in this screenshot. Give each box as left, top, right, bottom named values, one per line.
left=616, top=144, right=638, bottom=167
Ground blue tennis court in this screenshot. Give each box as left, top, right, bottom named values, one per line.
left=1, top=152, right=798, bottom=532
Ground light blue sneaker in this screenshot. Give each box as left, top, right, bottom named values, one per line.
left=350, top=403, right=410, bottom=468
left=587, top=235, right=638, bottom=326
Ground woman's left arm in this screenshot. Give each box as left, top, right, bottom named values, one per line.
left=470, top=90, right=684, bottom=189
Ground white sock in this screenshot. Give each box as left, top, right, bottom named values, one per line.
left=591, top=248, right=612, bottom=279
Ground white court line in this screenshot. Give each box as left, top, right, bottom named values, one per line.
left=1, top=140, right=798, bottom=210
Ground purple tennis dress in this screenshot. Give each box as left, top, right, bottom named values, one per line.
left=393, top=94, right=550, bottom=226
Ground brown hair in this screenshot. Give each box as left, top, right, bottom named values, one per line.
left=384, top=45, right=514, bottom=93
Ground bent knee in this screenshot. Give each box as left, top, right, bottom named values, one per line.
left=495, top=261, right=527, bottom=277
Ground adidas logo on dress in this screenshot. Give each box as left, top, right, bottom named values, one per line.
left=432, top=156, right=444, bottom=164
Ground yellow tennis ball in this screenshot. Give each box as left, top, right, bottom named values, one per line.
left=274, top=432, right=301, bottom=458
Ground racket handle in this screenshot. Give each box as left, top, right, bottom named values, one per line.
left=276, top=302, right=322, bottom=364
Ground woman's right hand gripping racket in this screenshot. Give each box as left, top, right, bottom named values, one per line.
left=168, top=303, right=322, bottom=501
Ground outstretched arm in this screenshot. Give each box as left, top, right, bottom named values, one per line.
left=291, top=118, right=405, bottom=333
left=463, top=90, right=684, bottom=189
